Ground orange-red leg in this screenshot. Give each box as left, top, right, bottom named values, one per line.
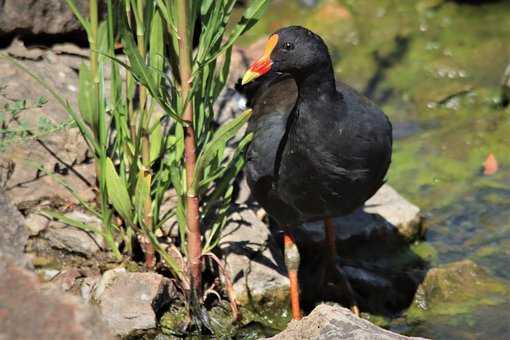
left=324, top=217, right=360, bottom=316
left=283, top=231, right=302, bottom=320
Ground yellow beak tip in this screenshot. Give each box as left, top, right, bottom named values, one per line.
left=241, top=70, right=260, bottom=85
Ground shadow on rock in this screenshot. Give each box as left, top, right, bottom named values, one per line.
left=222, top=184, right=429, bottom=319
left=292, top=209, right=428, bottom=317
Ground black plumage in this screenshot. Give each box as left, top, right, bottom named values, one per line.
left=238, top=26, right=392, bottom=228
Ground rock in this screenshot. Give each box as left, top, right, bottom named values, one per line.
left=40, top=268, right=60, bottom=281
left=25, top=211, right=50, bottom=236
left=0, top=42, right=95, bottom=206
left=502, top=62, right=510, bottom=106
left=267, top=304, right=426, bottom=340
left=51, top=267, right=82, bottom=291
left=80, top=274, right=100, bottom=303
left=0, top=0, right=100, bottom=36
left=365, top=185, right=423, bottom=239
left=44, top=211, right=104, bottom=256
left=0, top=191, right=30, bottom=267
left=93, top=269, right=176, bottom=336
left=220, top=206, right=289, bottom=306
left=0, top=259, right=113, bottom=340
left=297, top=184, right=423, bottom=245
left=406, top=260, right=510, bottom=321
left=220, top=185, right=424, bottom=314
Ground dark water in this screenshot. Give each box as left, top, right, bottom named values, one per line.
left=238, top=0, right=510, bottom=338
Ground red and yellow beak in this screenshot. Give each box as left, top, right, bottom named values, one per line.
left=241, top=34, right=279, bottom=85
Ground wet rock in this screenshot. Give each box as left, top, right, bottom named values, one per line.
left=0, top=0, right=96, bottom=36
left=93, top=268, right=176, bottom=336
left=406, top=260, right=510, bottom=321
left=44, top=211, right=104, bottom=256
left=502, top=62, right=510, bottom=106
left=220, top=207, right=289, bottom=306
left=267, top=304, right=427, bottom=340
left=0, top=191, right=30, bottom=267
left=0, top=259, right=113, bottom=340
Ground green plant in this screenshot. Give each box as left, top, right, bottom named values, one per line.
left=0, top=94, right=74, bottom=151
left=1, top=0, right=270, bottom=317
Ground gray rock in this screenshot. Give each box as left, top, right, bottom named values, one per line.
left=0, top=42, right=95, bottom=206
left=44, top=211, right=104, bottom=256
left=0, top=191, right=30, bottom=267
left=0, top=259, right=114, bottom=340
left=267, top=304, right=427, bottom=340
left=25, top=212, right=50, bottom=236
left=220, top=207, right=289, bottom=306
left=0, top=0, right=99, bottom=36
left=298, top=184, right=423, bottom=244
left=93, top=269, right=176, bottom=336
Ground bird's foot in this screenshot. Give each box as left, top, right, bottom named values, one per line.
left=321, top=261, right=360, bottom=316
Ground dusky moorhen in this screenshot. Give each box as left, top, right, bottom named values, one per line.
left=239, top=26, right=392, bottom=320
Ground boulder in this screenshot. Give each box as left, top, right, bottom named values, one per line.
left=92, top=268, right=177, bottom=336
left=406, top=260, right=510, bottom=321
left=0, top=259, right=113, bottom=340
left=220, top=207, right=289, bottom=306
left=0, top=0, right=101, bottom=36
left=267, top=304, right=427, bottom=340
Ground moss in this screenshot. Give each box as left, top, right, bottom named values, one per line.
left=405, top=261, right=510, bottom=322
left=160, top=305, right=188, bottom=336
left=159, top=300, right=290, bottom=339
left=411, top=242, right=438, bottom=264
left=31, top=255, right=60, bottom=269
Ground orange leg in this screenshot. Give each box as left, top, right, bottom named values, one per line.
left=283, top=231, right=302, bottom=320
left=324, top=217, right=360, bottom=316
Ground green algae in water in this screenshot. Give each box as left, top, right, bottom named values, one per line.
left=405, top=260, right=509, bottom=322
left=234, top=0, right=510, bottom=338
left=160, top=301, right=290, bottom=339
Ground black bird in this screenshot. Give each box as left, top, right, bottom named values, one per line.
left=239, top=26, right=392, bottom=319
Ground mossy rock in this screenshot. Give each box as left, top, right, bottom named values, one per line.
left=406, top=260, right=510, bottom=322
left=160, top=301, right=290, bottom=339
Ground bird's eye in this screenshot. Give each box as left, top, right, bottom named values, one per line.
left=283, top=42, right=294, bottom=51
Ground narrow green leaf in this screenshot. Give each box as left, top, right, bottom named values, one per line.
left=134, top=168, right=151, bottom=225
left=150, top=119, right=163, bottom=163
left=192, top=109, right=252, bottom=193
left=78, top=63, right=98, bottom=130
left=149, top=11, right=165, bottom=88
left=105, top=157, right=133, bottom=222
left=42, top=210, right=102, bottom=236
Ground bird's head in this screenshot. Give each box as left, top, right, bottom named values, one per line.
left=242, top=26, right=331, bottom=85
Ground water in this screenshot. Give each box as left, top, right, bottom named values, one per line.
left=237, top=0, right=510, bottom=338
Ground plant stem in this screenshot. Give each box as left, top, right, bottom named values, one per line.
left=134, top=0, right=155, bottom=269
left=177, top=0, right=201, bottom=293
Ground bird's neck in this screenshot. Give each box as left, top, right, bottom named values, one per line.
left=294, top=63, right=337, bottom=106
